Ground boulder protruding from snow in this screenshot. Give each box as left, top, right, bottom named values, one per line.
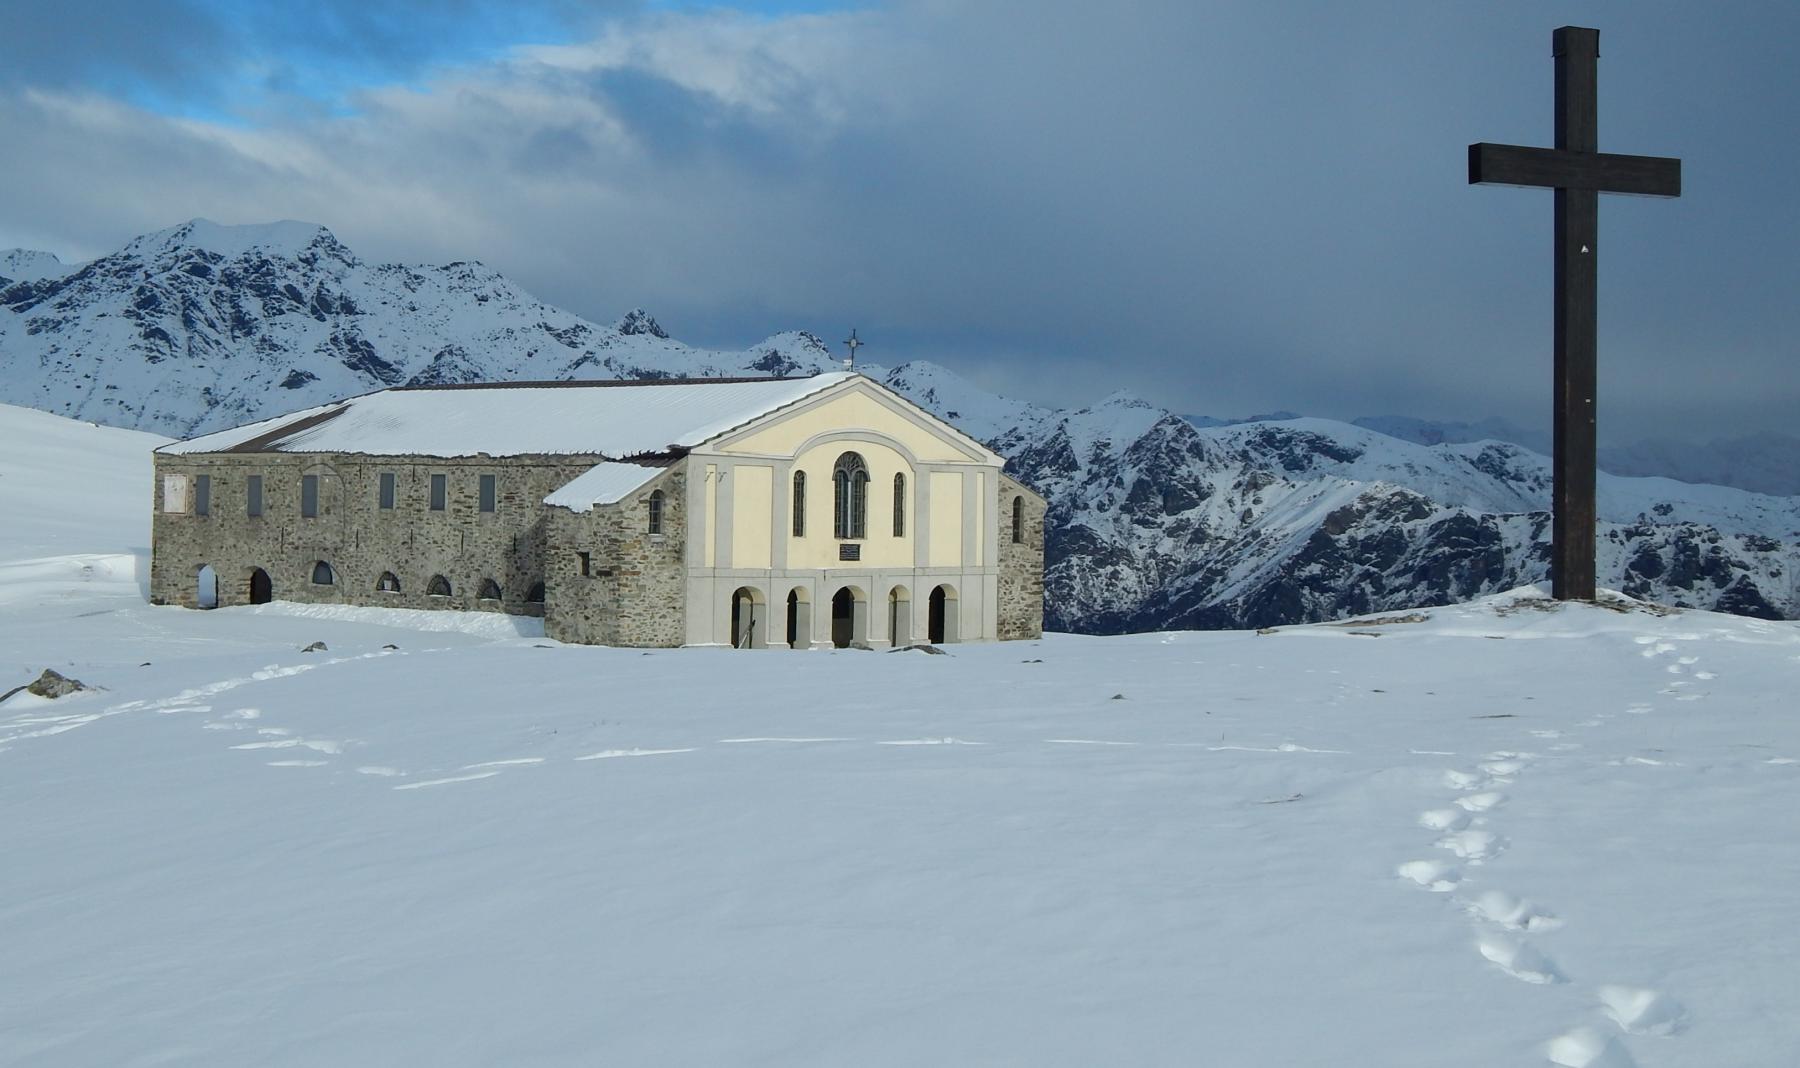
left=0, top=668, right=92, bottom=704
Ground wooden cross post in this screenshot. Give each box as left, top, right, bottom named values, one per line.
left=1469, top=26, right=1680, bottom=601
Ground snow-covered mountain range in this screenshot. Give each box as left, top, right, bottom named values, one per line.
left=4, top=220, right=1795, bottom=628
left=1348, top=415, right=1800, bottom=498
left=1002, top=396, right=1797, bottom=630
left=0, top=219, right=836, bottom=437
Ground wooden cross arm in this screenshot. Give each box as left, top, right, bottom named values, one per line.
left=1469, top=142, right=1681, bottom=197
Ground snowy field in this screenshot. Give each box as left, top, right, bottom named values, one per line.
left=2, top=405, right=1798, bottom=1067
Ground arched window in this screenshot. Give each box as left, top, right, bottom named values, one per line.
left=427, top=575, right=451, bottom=597
left=377, top=571, right=401, bottom=594
left=833, top=452, right=869, bottom=539
left=893, top=473, right=906, bottom=537
left=1011, top=495, right=1024, bottom=544
left=791, top=470, right=806, bottom=537
left=526, top=582, right=546, bottom=604
left=478, top=578, right=502, bottom=601
left=311, top=561, right=335, bottom=585
left=648, top=490, right=664, bottom=535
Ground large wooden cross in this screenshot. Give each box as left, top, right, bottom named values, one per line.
left=1469, top=26, right=1681, bottom=601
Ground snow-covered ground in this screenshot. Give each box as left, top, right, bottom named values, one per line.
left=2, top=406, right=1798, bottom=1067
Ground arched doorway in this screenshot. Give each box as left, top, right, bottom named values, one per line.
left=730, top=586, right=767, bottom=649
left=786, top=587, right=812, bottom=649
left=248, top=568, right=273, bottom=605
left=196, top=565, right=218, bottom=609
left=928, top=584, right=958, bottom=644
left=830, top=586, right=867, bottom=649
left=888, top=585, right=912, bottom=647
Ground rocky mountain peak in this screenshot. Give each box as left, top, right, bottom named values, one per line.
left=615, top=307, right=668, bottom=338
left=0, top=248, right=70, bottom=283
left=124, top=219, right=349, bottom=263
left=0, top=220, right=848, bottom=438
left=1088, top=389, right=1155, bottom=411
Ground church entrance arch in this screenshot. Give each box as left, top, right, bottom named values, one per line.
left=196, top=565, right=218, bottom=609
left=830, top=586, right=867, bottom=649
left=786, top=587, right=812, bottom=649
left=888, top=585, right=912, bottom=647
left=928, top=584, right=958, bottom=644
left=730, top=586, right=767, bottom=649
left=248, top=567, right=273, bottom=605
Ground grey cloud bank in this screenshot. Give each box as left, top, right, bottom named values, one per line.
left=0, top=0, right=1795, bottom=445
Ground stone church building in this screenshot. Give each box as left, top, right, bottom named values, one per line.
left=150, top=372, right=1045, bottom=648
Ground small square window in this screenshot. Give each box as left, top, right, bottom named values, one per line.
left=430, top=473, right=446, bottom=511
left=479, top=474, right=496, bottom=513
left=379, top=472, right=396, bottom=509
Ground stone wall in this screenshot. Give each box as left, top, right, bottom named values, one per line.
left=544, top=465, right=687, bottom=647
left=997, top=472, right=1046, bottom=640
left=150, top=451, right=602, bottom=616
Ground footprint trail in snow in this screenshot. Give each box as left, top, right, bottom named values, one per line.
left=1393, top=657, right=1697, bottom=1067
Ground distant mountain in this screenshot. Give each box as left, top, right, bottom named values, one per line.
left=1182, top=410, right=1301, bottom=430
left=1351, top=413, right=1800, bottom=498
left=1351, top=414, right=1551, bottom=455
left=0, top=248, right=72, bottom=283
left=1597, top=433, right=1800, bottom=498
left=0, top=219, right=841, bottom=437
left=4, top=220, right=1794, bottom=629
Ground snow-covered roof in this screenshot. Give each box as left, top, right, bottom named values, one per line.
left=159, top=373, right=857, bottom=459
left=543, top=462, right=666, bottom=512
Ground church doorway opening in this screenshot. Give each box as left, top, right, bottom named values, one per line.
left=830, top=586, right=866, bottom=648
left=928, top=584, right=958, bottom=644
left=196, top=565, right=218, bottom=609
left=248, top=568, right=273, bottom=605
left=786, top=588, right=811, bottom=648
left=888, top=585, right=912, bottom=647
left=730, top=587, right=767, bottom=649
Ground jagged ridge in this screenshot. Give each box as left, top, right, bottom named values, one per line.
left=0, top=219, right=842, bottom=437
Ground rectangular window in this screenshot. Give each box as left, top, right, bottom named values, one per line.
left=195, top=474, right=210, bottom=516
left=247, top=475, right=264, bottom=517
left=479, top=474, right=496, bottom=513
left=379, top=472, right=396, bottom=510
left=301, top=474, right=319, bottom=518
left=577, top=551, right=591, bottom=577
left=430, top=473, right=446, bottom=511
left=161, top=473, right=189, bottom=513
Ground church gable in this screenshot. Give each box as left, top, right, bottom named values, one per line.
left=704, top=377, right=997, bottom=466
